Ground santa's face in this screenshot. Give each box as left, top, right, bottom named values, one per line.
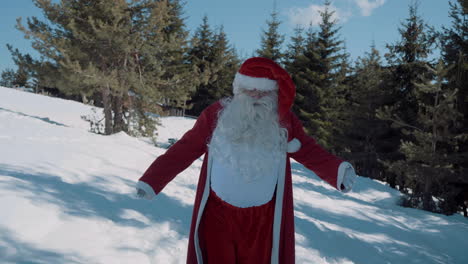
left=209, top=89, right=287, bottom=181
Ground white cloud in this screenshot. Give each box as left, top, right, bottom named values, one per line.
left=287, top=4, right=352, bottom=27
left=354, top=0, right=386, bottom=16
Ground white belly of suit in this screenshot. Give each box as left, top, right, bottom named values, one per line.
left=211, top=151, right=281, bottom=208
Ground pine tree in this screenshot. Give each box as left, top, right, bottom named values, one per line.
left=441, top=0, right=468, bottom=152
left=331, top=41, right=353, bottom=154
left=285, top=25, right=323, bottom=141
left=210, top=26, right=240, bottom=100
left=0, top=69, right=17, bottom=88
left=346, top=44, right=390, bottom=180
left=287, top=0, right=348, bottom=151
left=187, top=16, right=216, bottom=115
left=187, top=17, right=239, bottom=116
left=15, top=0, right=190, bottom=135
left=312, top=0, right=349, bottom=152
left=256, top=9, right=285, bottom=63
left=284, top=26, right=305, bottom=65
left=155, top=0, right=194, bottom=111
left=378, top=60, right=466, bottom=212
left=0, top=67, right=29, bottom=89
left=284, top=25, right=306, bottom=116
left=439, top=0, right=468, bottom=215
left=378, top=1, right=437, bottom=188
left=384, top=1, right=437, bottom=124
left=4, top=45, right=34, bottom=88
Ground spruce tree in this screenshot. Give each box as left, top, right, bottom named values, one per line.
left=312, top=0, right=349, bottom=152
left=15, top=0, right=190, bottom=135
left=378, top=60, right=465, bottom=212
left=0, top=69, right=17, bottom=88
left=346, top=44, right=390, bottom=180
left=285, top=25, right=324, bottom=142
left=384, top=2, right=437, bottom=124
left=156, top=0, right=194, bottom=111
left=378, top=1, right=437, bottom=188
left=286, top=0, right=348, bottom=151
left=4, top=45, right=34, bottom=89
left=284, top=25, right=306, bottom=117
left=284, top=26, right=305, bottom=65
left=187, top=17, right=239, bottom=116
left=441, top=0, right=468, bottom=153
left=187, top=16, right=215, bottom=115
left=332, top=41, right=353, bottom=153
left=256, top=9, right=285, bottom=63
left=210, top=26, right=240, bottom=100
left=439, top=0, right=468, bottom=214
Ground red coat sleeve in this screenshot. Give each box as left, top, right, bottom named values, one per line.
left=138, top=103, right=219, bottom=195
left=289, top=113, right=343, bottom=190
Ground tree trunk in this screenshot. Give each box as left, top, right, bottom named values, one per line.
left=386, top=172, right=397, bottom=189
left=422, top=169, right=434, bottom=211
left=113, top=92, right=125, bottom=133
left=101, top=85, right=113, bottom=135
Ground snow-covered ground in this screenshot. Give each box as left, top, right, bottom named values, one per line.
left=0, top=86, right=467, bottom=264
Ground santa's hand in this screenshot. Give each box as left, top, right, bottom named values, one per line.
left=136, top=188, right=147, bottom=198
left=135, top=181, right=156, bottom=200
left=341, top=167, right=357, bottom=192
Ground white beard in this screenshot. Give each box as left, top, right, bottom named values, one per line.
left=209, top=93, right=287, bottom=182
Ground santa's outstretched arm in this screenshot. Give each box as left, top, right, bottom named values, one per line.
left=289, top=113, right=357, bottom=192
left=136, top=103, right=218, bottom=199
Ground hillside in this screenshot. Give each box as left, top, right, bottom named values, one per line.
left=0, top=86, right=467, bottom=264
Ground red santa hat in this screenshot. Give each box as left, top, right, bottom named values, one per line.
left=232, top=57, right=296, bottom=119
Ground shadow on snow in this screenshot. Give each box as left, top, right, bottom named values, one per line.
left=0, top=107, right=68, bottom=127
left=0, top=163, right=193, bottom=262
left=0, top=227, right=86, bottom=264
left=291, top=162, right=466, bottom=264
left=1, top=162, right=467, bottom=264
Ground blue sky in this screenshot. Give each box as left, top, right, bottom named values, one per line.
left=0, top=0, right=454, bottom=73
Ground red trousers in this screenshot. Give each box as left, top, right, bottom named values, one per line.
left=198, top=189, right=275, bottom=264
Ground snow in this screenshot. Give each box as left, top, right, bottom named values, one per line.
left=1, top=85, right=467, bottom=264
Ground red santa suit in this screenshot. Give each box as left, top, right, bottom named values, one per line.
left=137, top=57, right=356, bottom=264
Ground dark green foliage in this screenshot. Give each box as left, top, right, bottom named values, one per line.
left=187, top=16, right=239, bottom=116
left=14, top=0, right=192, bottom=136
left=285, top=0, right=348, bottom=152
left=186, top=16, right=214, bottom=115
left=210, top=27, right=240, bottom=99
left=154, top=0, right=195, bottom=110
left=0, top=68, right=28, bottom=88
left=285, top=26, right=324, bottom=142
left=441, top=0, right=468, bottom=152
left=0, top=69, right=16, bottom=88
left=438, top=0, right=468, bottom=214
left=256, top=9, right=285, bottom=63
left=378, top=2, right=437, bottom=189
left=1, top=45, right=34, bottom=89
left=378, top=60, right=466, bottom=212
left=384, top=2, right=437, bottom=125
left=344, top=44, right=390, bottom=181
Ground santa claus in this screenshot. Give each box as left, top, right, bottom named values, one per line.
left=136, top=57, right=357, bottom=264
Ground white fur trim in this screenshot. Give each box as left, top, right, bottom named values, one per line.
left=337, top=162, right=356, bottom=193
left=287, top=138, right=301, bottom=153
left=194, top=154, right=215, bottom=264
left=271, top=153, right=287, bottom=264
left=232, top=72, right=278, bottom=94
left=136, top=181, right=156, bottom=200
